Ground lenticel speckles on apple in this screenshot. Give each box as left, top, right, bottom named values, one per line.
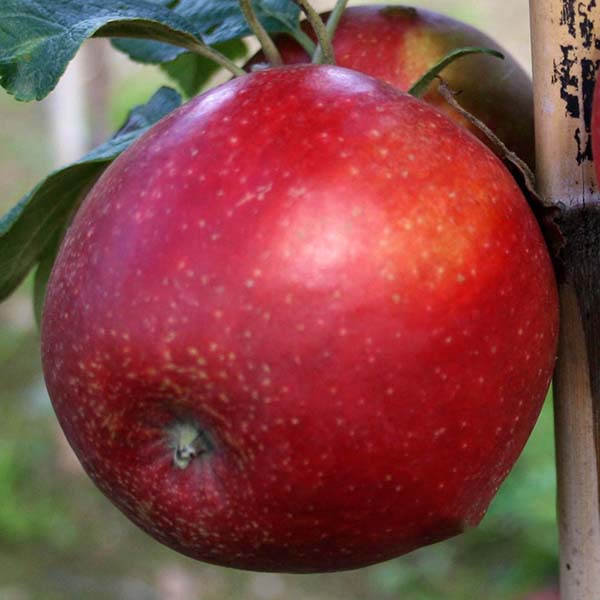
left=41, top=65, right=558, bottom=573
left=249, top=4, right=535, bottom=169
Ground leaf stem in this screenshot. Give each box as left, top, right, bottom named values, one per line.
left=292, top=0, right=335, bottom=65
left=99, top=24, right=247, bottom=78
left=408, top=47, right=504, bottom=98
left=239, top=0, right=283, bottom=65
left=188, top=41, right=246, bottom=77
left=289, top=27, right=316, bottom=55
left=312, top=0, right=348, bottom=64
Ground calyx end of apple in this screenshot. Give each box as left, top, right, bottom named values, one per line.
left=169, top=421, right=212, bottom=469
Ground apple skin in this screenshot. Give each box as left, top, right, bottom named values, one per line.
left=41, top=65, right=558, bottom=573
left=250, top=4, right=535, bottom=168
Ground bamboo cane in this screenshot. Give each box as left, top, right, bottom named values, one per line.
left=529, top=2, right=600, bottom=598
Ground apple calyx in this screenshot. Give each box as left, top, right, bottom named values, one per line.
left=169, top=422, right=212, bottom=469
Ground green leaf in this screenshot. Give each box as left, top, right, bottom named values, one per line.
left=198, top=0, right=301, bottom=45
left=112, top=84, right=182, bottom=135
left=0, top=86, right=182, bottom=302
left=162, top=39, right=248, bottom=97
left=113, top=0, right=300, bottom=64
left=0, top=0, right=205, bottom=101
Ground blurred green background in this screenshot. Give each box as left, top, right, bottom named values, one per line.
left=0, top=1, right=559, bottom=598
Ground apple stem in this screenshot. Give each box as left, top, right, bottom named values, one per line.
left=407, top=47, right=504, bottom=99
left=170, top=422, right=211, bottom=469
left=530, top=2, right=600, bottom=598
left=312, top=0, right=348, bottom=64
left=292, top=0, right=335, bottom=65
left=239, top=0, right=283, bottom=66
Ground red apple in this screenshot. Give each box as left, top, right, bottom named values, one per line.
left=41, top=65, right=558, bottom=572
left=251, top=5, right=534, bottom=168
